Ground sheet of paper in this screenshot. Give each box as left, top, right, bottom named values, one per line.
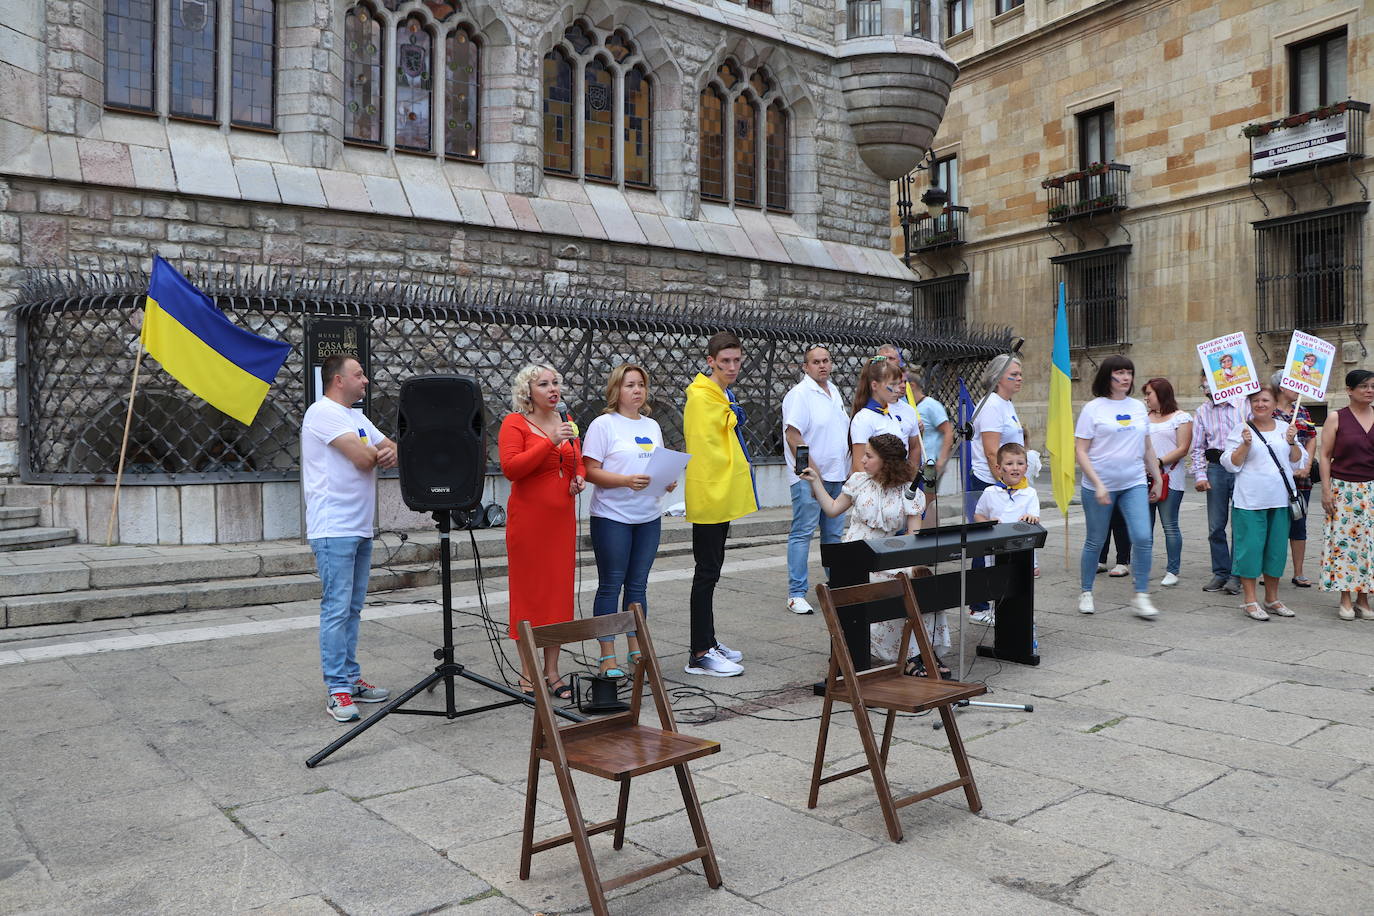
left=644, top=447, right=691, bottom=497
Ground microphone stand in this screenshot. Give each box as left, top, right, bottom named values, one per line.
left=937, top=379, right=1033, bottom=719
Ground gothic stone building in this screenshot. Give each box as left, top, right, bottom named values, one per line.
left=0, top=0, right=974, bottom=546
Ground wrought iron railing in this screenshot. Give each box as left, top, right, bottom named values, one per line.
left=15, top=262, right=1014, bottom=484
left=1050, top=245, right=1132, bottom=350
left=1254, top=202, right=1368, bottom=334
left=1042, top=162, right=1131, bottom=223
left=1245, top=101, right=1368, bottom=179
left=908, top=206, right=968, bottom=254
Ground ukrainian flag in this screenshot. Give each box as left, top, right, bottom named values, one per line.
left=140, top=256, right=291, bottom=426
left=1047, top=281, right=1075, bottom=514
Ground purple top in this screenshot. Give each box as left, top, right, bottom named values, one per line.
left=1330, top=407, right=1374, bottom=483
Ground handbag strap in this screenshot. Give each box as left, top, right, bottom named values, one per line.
left=1246, top=420, right=1297, bottom=501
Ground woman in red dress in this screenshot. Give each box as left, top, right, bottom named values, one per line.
left=499, top=364, right=585, bottom=698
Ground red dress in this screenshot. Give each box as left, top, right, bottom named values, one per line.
left=499, top=413, right=584, bottom=639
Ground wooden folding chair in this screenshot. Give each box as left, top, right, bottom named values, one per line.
left=807, top=573, right=987, bottom=842
left=517, top=606, right=722, bottom=916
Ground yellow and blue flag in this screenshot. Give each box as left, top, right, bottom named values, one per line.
left=140, top=255, right=291, bottom=425
left=1047, top=281, right=1075, bottom=514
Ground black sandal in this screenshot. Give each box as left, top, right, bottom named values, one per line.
left=904, top=656, right=928, bottom=678
left=545, top=676, right=573, bottom=701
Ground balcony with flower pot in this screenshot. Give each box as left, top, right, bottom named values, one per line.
left=1243, top=100, right=1368, bottom=179
left=1042, top=162, right=1130, bottom=224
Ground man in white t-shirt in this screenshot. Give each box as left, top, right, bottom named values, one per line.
left=782, top=346, right=850, bottom=614
left=302, top=354, right=398, bottom=722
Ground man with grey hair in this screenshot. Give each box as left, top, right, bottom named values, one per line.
left=781, top=345, right=849, bottom=614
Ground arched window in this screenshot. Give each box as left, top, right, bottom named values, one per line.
left=394, top=15, right=433, bottom=151
left=766, top=102, right=789, bottom=212
left=624, top=66, right=652, bottom=189
left=699, top=61, right=789, bottom=211
left=338, top=2, right=480, bottom=159
left=169, top=0, right=219, bottom=121
left=733, top=94, right=757, bottom=206
left=699, top=86, right=725, bottom=202
left=584, top=57, right=615, bottom=181
left=541, top=21, right=654, bottom=187
left=344, top=3, right=384, bottom=144
left=542, top=48, right=575, bottom=175
left=444, top=25, right=479, bottom=159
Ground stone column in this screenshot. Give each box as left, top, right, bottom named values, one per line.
left=279, top=0, right=344, bottom=168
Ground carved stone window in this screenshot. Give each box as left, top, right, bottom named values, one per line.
left=343, top=1, right=482, bottom=159
left=698, top=60, right=789, bottom=211
left=541, top=20, right=654, bottom=188
left=104, top=0, right=276, bottom=129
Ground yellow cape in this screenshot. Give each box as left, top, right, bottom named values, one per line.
left=683, top=373, right=758, bottom=524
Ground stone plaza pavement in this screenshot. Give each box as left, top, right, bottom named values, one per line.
left=1, top=499, right=1372, bottom=915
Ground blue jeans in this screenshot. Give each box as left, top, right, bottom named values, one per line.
left=590, top=516, right=662, bottom=623
left=788, top=480, right=845, bottom=598
left=1204, top=461, right=1237, bottom=578
left=1149, top=488, right=1184, bottom=575
left=311, top=536, right=373, bottom=695
left=1080, top=484, right=1153, bottom=592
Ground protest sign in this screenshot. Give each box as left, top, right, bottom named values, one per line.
left=1197, top=332, right=1260, bottom=402
left=1279, top=330, right=1336, bottom=400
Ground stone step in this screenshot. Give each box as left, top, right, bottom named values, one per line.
left=0, top=527, right=78, bottom=552
left=0, top=532, right=789, bottom=628
left=0, top=485, right=46, bottom=509
left=0, top=507, right=41, bottom=530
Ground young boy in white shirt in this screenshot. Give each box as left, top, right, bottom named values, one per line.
left=972, top=442, right=1041, bottom=624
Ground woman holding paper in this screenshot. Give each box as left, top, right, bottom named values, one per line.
left=583, top=364, right=674, bottom=676
left=1318, top=369, right=1374, bottom=620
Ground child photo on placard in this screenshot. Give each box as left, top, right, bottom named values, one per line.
left=1290, top=349, right=1322, bottom=384
left=1279, top=330, right=1337, bottom=400
left=1210, top=350, right=1251, bottom=387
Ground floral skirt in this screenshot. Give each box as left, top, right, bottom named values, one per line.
left=870, top=569, right=950, bottom=664
left=1319, top=478, right=1374, bottom=593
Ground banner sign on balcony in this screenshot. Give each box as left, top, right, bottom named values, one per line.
left=1279, top=330, right=1336, bottom=401
left=1251, top=116, right=1347, bottom=175
left=1198, top=332, right=1260, bottom=403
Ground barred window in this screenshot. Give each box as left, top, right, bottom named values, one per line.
left=1051, top=246, right=1131, bottom=350
left=698, top=59, right=789, bottom=210
left=541, top=21, right=654, bottom=187
left=1255, top=204, right=1366, bottom=333
left=344, top=1, right=481, bottom=159
left=105, top=0, right=275, bottom=129
left=914, top=274, right=968, bottom=329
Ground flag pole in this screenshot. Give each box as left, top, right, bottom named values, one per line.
left=106, top=337, right=146, bottom=546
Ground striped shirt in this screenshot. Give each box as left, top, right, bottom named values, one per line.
left=1190, top=398, right=1252, bottom=481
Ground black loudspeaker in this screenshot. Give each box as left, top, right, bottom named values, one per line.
left=396, top=375, right=486, bottom=511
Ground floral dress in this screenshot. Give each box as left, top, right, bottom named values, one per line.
left=840, top=472, right=947, bottom=663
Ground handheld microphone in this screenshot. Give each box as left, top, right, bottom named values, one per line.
left=556, top=401, right=579, bottom=437
left=905, top=475, right=922, bottom=502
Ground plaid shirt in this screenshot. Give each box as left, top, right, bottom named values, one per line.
left=1191, top=397, right=1252, bottom=481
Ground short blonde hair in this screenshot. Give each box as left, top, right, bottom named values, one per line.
left=604, top=364, right=652, bottom=415
left=510, top=363, right=560, bottom=414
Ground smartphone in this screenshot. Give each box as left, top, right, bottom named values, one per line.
left=794, top=445, right=810, bottom=477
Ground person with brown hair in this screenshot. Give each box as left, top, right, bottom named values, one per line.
left=848, top=357, right=909, bottom=472
left=1143, top=377, right=1191, bottom=587
left=1318, top=368, right=1374, bottom=620
left=802, top=433, right=949, bottom=675
left=1222, top=385, right=1301, bottom=621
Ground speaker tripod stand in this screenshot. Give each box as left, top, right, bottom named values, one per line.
left=306, top=510, right=583, bottom=768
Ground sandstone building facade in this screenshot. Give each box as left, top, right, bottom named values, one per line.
left=0, top=0, right=987, bottom=544
left=897, top=0, right=1371, bottom=436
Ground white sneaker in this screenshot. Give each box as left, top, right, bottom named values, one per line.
left=1108, top=564, right=1131, bottom=577
left=1134, top=593, right=1159, bottom=618
left=685, top=648, right=743, bottom=677
left=714, top=642, right=743, bottom=663
left=787, top=596, right=814, bottom=615
left=1096, top=563, right=1108, bottom=573
left=1161, top=572, right=1179, bottom=587
left=1078, top=592, right=1095, bottom=614
left=971, top=608, right=995, bottom=625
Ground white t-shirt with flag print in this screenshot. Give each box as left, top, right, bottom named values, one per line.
left=582, top=412, right=665, bottom=525
left=1075, top=396, right=1149, bottom=492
